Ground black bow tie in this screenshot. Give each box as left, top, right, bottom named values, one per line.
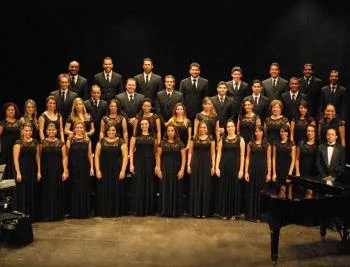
left=327, top=144, right=335, bottom=147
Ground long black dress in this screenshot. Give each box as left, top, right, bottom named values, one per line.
left=246, top=140, right=269, bottom=221
left=190, top=136, right=213, bottom=217
left=160, top=140, right=185, bottom=217
left=219, top=135, right=243, bottom=218
left=0, top=119, right=21, bottom=180
left=292, top=116, right=315, bottom=144
left=40, top=139, right=65, bottom=221
left=96, top=137, right=125, bottom=217
left=239, top=114, right=260, bottom=143
left=68, top=137, right=91, bottom=218
left=274, top=140, right=295, bottom=186
left=134, top=134, right=156, bottom=216
left=174, top=120, right=192, bottom=147
left=265, top=116, right=289, bottom=145
left=14, top=139, right=39, bottom=221
left=298, top=141, right=318, bottom=177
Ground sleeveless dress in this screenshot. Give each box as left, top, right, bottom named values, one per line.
left=101, top=114, right=125, bottom=138
left=40, top=112, right=62, bottom=139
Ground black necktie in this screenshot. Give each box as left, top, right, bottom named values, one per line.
left=94, top=100, right=98, bottom=107
left=70, top=76, right=75, bottom=85
left=61, top=91, right=66, bottom=103
left=145, top=75, right=149, bottom=84
left=331, top=86, right=336, bottom=94
left=327, top=143, right=335, bottom=148
left=306, top=78, right=310, bottom=85
left=292, top=94, right=296, bottom=101
left=234, top=82, right=238, bottom=91
left=129, top=95, right=134, bottom=102
left=254, top=96, right=258, bottom=105
left=272, top=79, right=277, bottom=89
left=106, top=74, right=110, bottom=83
left=192, top=79, right=197, bottom=89
left=220, top=97, right=224, bottom=105
left=167, top=93, right=171, bottom=99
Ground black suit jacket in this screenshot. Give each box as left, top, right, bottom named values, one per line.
left=211, top=95, right=235, bottom=127
left=70, top=75, right=89, bottom=100
left=134, top=73, right=163, bottom=102
left=115, top=92, right=144, bottom=120
left=316, top=143, right=346, bottom=178
left=179, top=76, right=209, bottom=121
left=50, top=90, right=78, bottom=122
left=94, top=71, right=123, bottom=102
left=245, top=94, right=270, bottom=122
left=262, top=77, right=289, bottom=101
left=84, top=99, right=108, bottom=127
left=299, top=76, right=322, bottom=119
left=226, top=80, right=251, bottom=103
left=280, top=91, right=306, bottom=121
left=319, top=85, right=347, bottom=121
left=154, top=90, right=183, bottom=123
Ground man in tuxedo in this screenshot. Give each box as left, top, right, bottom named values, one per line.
left=319, top=69, right=347, bottom=122
left=68, top=60, right=89, bottom=100
left=116, top=78, right=144, bottom=140
left=262, top=62, right=289, bottom=102
left=50, top=73, right=78, bottom=124
left=134, top=57, right=163, bottom=102
left=94, top=57, right=123, bottom=102
left=298, top=63, right=322, bottom=119
left=245, top=79, right=269, bottom=122
left=179, top=62, right=209, bottom=122
left=316, top=128, right=346, bottom=182
left=211, top=81, right=235, bottom=135
left=84, top=84, right=108, bottom=151
left=226, top=66, right=250, bottom=121
left=154, top=75, right=183, bottom=126
left=281, top=77, right=306, bottom=122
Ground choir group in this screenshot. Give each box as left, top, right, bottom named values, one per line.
left=0, top=57, right=347, bottom=223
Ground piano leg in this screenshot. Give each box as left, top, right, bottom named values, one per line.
left=270, top=226, right=280, bottom=264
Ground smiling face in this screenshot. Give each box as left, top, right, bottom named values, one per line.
left=140, top=119, right=150, bottom=132
left=306, top=125, right=315, bottom=140
left=47, top=99, right=56, bottom=112
left=142, top=101, right=152, bottom=114
left=325, top=104, right=336, bottom=120
left=106, top=125, right=117, bottom=138
left=22, top=125, right=33, bottom=139
left=46, top=124, right=57, bottom=138
left=74, top=123, right=85, bottom=135
left=198, top=122, right=208, bottom=135
left=226, top=121, right=236, bottom=135
left=6, top=105, right=16, bottom=119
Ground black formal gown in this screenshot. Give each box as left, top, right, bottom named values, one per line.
left=292, top=116, right=315, bottom=144
left=101, top=115, right=125, bottom=138
left=239, top=114, right=260, bottom=143
left=160, top=140, right=185, bottom=217
left=68, top=137, right=91, bottom=218
left=275, top=140, right=295, bottom=186
left=246, top=141, right=269, bottom=221
left=0, top=119, right=21, bottom=180
left=195, top=113, right=218, bottom=140
left=96, top=138, right=126, bottom=217
left=40, top=139, right=65, bottom=221
left=174, top=120, right=192, bottom=147
left=318, top=117, right=344, bottom=144
left=219, top=136, right=243, bottom=218
left=40, top=112, right=62, bottom=139
left=190, top=136, right=213, bottom=217
left=265, top=116, right=289, bottom=145
left=134, top=134, right=156, bottom=216
left=298, top=141, right=318, bottom=177
left=14, top=139, right=39, bottom=220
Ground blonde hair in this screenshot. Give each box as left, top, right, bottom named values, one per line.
left=70, top=98, right=90, bottom=122
left=22, top=99, right=38, bottom=128
left=168, top=103, right=190, bottom=127
left=202, top=97, right=217, bottom=117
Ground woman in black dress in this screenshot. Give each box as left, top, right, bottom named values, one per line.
left=290, top=100, right=316, bottom=144
left=0, top=102, right=21, bottom=180
left=39, top=123, right=69, bottom=221
left=38, top=96, right=65, bottom=142
left=295, top=125, right=318, bottom=199
left=134, top=98, right=161, bottom=145
left=99, top=99, right=128, bottom=144
left=13, top=122, right=41, bottom=220
left=215, top=120, right=245, bottom=220
left=94, top=124, right=128, bottom=217
left=20, top=99, right=39, bottom=141
left=129, top=118, right=157, bottom=216
left=156, top=124, right=186, bottom=217
left=66, top=121, right=94, bottom=218
left=237, top=99, right=261, bottom=144
left=187, top=120, right=216, bottom=218
left=244, top=125, right=271, bottom=222
left=318, top=104, right=345, bottom=147
left=64, top=98, right=95, bottom=139
left=272, top=124, right=296, bottom=200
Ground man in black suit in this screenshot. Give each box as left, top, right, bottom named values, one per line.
left=134, top=57, right=163, bottom=102
left=298, top=63, right=322, bottom=119
left=316, top=128, right=346, bottom=182
left=84, top=84, right=108, bottom=151
left=245, top=79, right=269, bottom=122
left=94, top=57, right=123, bottom=102
left=319, top=69, right=347, bottom=121
left=116, top=78, right=144, bottom=139
left=50, top=73, right=78, bottom=124
left=68, top=60, right=89, bottom=100
left=211, top=81, right=235, bottom=134
left=281, top=77, right=306, bottom=122
left=154, top=75, right=183, bottom=126
left=179, top=62, right=209, bottom=121
left=262, top=62, right=289, bottom=102
left=226, top=66, right=250, bottom=121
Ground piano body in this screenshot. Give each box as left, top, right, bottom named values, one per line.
left=262, top=175, right=350, bottom=264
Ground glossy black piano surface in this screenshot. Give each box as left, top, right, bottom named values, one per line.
left=262, top=175, right=350, bottom=264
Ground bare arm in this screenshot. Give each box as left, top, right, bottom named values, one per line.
left=88, top=140, right=94, bottom=176
left=94, top=142, right=102, bottom=179
left=186, top=126, right=192, bottom=150
left=210, top=140, right=216, bottom=176
left=266, top=144, right=272, bottom=182
left=156, top=118, right=162, bottom=145
left=244, top=143, right=251, bottom=182
left=215, top=139, right=222, bottom=177
left=290, top=120, right=295, bottom=142
left=178, top=148, right=186, bottom=179
left=122, top=118, right=129, bottom=145
left=272, top=145, right=276, bottom=181
left=295, top=145, right=301, bottom=176
left=132, top=118, right=139, bottom=138
left=215, top=120, right=220, bottom=144
left=155, top=146, right=162, bottom=179
left=339, top=125, right=346, bottom=147
left=86, top=120, right=95, bottom=137
left=129, top=137, right=136, bottom=174
left=64, top=122, right=73, bottom=138
left=193, top=119, right=199, bottom=137
left=238, top=137, right=245, bottom=179
left=119, top=142, right=128, bottom=180
left=99, top=119, right=105, bottom=140
left=59, top=116, right=65, bottom=142
left=61, top=144, right=69, bottom=181
left=13, top=144, right=21, bottom=181
left=38, top=116, right=45, bottom=141
left=36, top=144, right=41, bottom=181
left=288, top=144, right=296, bottom=175
left=187, top=140, right=194, bottom=174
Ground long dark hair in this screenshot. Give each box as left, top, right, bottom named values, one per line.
left=135, top=117, right=154, bottom=137
left=163, top=123, right=180, bottom=142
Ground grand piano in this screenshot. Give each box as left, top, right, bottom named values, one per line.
left=262, top=174, right=350, bottom=264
